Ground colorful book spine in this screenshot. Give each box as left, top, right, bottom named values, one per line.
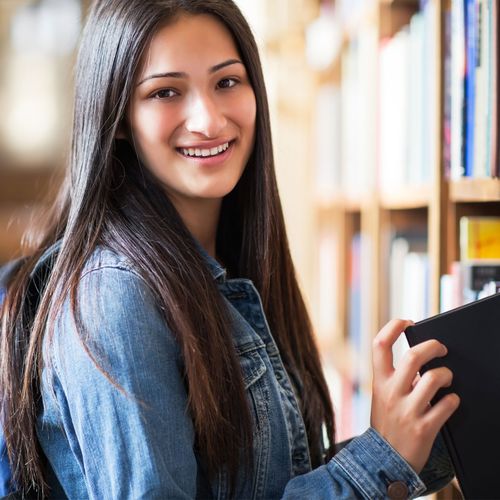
left=460, top=216, right=500, bottom=260
left=473, top=0, right=487, bottom=178
left=465, top=0, right=476, bottom=177
left=450, top=0, right=467, bottom=179
left=444, top=4, right=452, bottom=179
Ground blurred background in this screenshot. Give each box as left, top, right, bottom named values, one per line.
left=2, top=2, right=498, bottom=497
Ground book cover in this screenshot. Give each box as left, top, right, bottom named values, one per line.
left=405, top=292, right=500, bottom=499
left=459, top=216, right=500, bottom=259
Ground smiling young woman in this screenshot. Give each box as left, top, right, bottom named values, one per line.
left=124, top=13, right=257, bottom=254
left=0, top=1, right=458, bottom=499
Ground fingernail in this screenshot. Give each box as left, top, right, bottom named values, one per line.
left=442, top=344, right=448, bottom=355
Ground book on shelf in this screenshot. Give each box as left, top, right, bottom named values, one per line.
left=346, top=232, right=372, bottom=436
left=443, top=2, right=452, bottom=179
left=449, top=0, right=499, bottom=180
left=473, top=0, right=487, bottom=178
left=465, top=0, right=476, bottom=177
left=389, top=232, right=429, bottom=364
left=378, top=1, right=438, bottom=193
left=477, top=279, right=500, bottom=298
left=492, top=0, right=499, bottom=176
left=441, top=216, right=500, bottom=309
left=450, top=0, right=466, bottom=179
left=340, top=28, right=378, bottom=199
left=405, top=292, right=500, bottom=499
left=314, top=84, right=341, bottom=202
left=460, top=215, right=500, bottom=259
left=441, top=260, right=500, bottom=307
left=378, top=30, right=410, bottom=193
left=317, top=223, right=339, bottom=339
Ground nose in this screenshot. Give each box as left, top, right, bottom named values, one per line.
left=184, top=92, right=227, bottom=138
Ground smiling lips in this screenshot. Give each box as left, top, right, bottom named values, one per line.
left=180, top=141, right=231, bottom=158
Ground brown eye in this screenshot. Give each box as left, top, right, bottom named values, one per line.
left=151, top=88, right=178, bottom=99
left=217, top=78, right=238, bottom=89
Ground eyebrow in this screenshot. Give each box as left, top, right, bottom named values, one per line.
left=136, top=58, right=244, bottom=86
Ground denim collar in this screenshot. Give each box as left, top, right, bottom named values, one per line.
left=193, top=240, right=227, bottom=283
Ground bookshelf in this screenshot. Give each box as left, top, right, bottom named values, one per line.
left=302, top=0, right=500, bottom=497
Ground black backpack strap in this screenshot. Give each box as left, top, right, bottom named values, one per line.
left=0, top=243, right=61, bottom=500
left=0, top=259, right=26, bottom=290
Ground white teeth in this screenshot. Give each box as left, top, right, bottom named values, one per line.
left=181, top=142, right=230, bottom=158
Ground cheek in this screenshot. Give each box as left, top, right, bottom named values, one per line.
left=231, top=89, right=257, bottom=138
left=131, top=107, right=178, bottom=147
left=242, top=92, right=257, bottom=132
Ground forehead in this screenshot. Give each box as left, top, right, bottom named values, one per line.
left=138, top=13, right=240, bottom=76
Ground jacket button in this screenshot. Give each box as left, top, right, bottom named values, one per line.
left=387, top=481, right=409, bottom=499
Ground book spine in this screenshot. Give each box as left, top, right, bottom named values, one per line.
left=473, top=0, right=485, bottom=177
left=451, top=0, right=467, bottom=179
left=465, top=0, right=476, bottom=177
left=444, top=5, right=453, bottom=179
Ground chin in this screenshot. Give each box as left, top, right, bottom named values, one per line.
left=194, top=179, right=241, bottom=199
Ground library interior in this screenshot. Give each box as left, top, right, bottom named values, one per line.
left=0, top=0, right=497, bottom=498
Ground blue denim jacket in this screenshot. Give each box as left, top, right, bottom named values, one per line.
left=35, top=244, right=454, bottom=499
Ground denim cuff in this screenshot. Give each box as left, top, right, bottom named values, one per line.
left=329, top=427, right=426, bottom=499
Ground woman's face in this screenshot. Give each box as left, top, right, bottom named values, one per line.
left=127, top=14, right=256, bottom=211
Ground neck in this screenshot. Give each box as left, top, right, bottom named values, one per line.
left=169, top=196, right=221, bottom=259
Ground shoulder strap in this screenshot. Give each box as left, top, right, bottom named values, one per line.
left=0, top=259, right=25, bottom=291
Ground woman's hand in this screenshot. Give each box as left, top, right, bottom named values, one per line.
left=370, top=319, right=460, bottom=474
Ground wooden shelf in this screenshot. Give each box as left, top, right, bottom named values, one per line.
left=380, top=0, right=419, bottom=6
left=449, top=178, right=500, bottom=203
left=314, top=191, right=376, bottom=213
left=379, top=184, right=431, bottom=209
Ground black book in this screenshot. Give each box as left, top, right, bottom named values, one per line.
left=405, top=292, right=500, bottom=500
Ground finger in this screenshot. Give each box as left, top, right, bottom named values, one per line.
left=409, top=367, right=453, bottom=412
left=372, top=319, right=414, bottom=378
left=394, top=339, right=448, bottom=393
left=421, top=393, right=460, bottom=437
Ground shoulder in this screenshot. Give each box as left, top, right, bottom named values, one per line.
left=81, top=245, right=137, bottom=277
left=50, top=247, right=181, bottom=378
left=51, top=246, right=165, bottom=343
left=69, top=246, right=160, bottom=324
left=75, top=246, right=149, bottom=302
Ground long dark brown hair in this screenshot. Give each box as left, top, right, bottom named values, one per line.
left=0, top=0, right=335, bottom=497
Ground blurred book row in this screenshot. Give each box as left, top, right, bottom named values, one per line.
left=312, top=0, right=500, bottom=204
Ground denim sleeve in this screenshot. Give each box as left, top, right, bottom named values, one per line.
left=50, top=266, right=197, bottom=500
left=282, top=427, right=453, bottom=499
